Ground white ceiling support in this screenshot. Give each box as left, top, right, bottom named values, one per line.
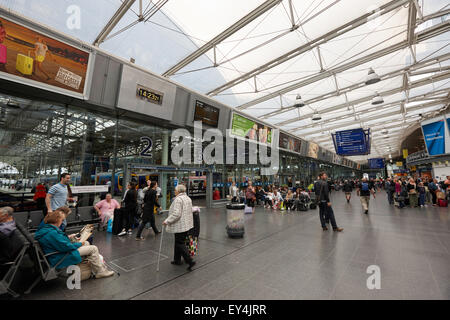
left=237, top=19, right=449, bottom=110
left=412, top=0, right=423, bottom=20
left=207, top=0, right=411, bottom=96
left=278, top=68, right=450, bottom=128
left=295, top=98, right=448, bottom=136
left=260, top=52, right=450, bottom=121
left=317, top=46, right=324, bottom=72
left=161, top=0, right=282, bottom=77
left=289, top=87, right=450, bottom=133
left=419, top=8, right=450, bottom=23
left=407, top=2, right=417, bottom=64
left=287, top=0, right=296, bottom=29
left=93, top=0, right=136, bottom=46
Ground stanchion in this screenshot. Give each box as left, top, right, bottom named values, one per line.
left=156, top=225, right=164, bottom=272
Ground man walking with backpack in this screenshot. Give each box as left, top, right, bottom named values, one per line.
left=357, top=178, right=376, bottom=214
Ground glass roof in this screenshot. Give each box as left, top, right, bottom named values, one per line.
left=1, top=0, right=449, bottom=163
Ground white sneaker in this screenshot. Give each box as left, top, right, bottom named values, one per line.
left=118, top=230, right=127, bottom=236
left=95, top=270, right=115, bottom=279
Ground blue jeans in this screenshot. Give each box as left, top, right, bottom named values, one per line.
left=419, top=193, right=425, bottom=206
left=319, top=202, right=337, bottom=229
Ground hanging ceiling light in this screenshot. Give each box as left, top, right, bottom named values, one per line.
left=312, top=112, right=321, bottom=121
left=294, top=94, right=305, bottom=108
left=371, top=92, right=384, bottom=105
left=365, top=68, right=381, bottom=85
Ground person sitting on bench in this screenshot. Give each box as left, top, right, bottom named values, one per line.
left=34, top=211, right=114, bottom=279
left=0, top=207, right=23, bottom=267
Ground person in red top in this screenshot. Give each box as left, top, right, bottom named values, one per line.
left=213, top=188, right=221, bottom=200
left=33, top=183, right=47, bottom=215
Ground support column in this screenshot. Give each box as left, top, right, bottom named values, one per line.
left=161, top=131, right=169, bottom=210
left=206, top=170, right=212, bottom=208
left=110, top=117, right=119, bottom=196
left=79, top=115, right=95, bottom=207
left=58, top=105, right=68, bottom=178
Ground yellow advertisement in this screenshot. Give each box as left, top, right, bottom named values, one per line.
left=402, top=149, right=408, bottom=159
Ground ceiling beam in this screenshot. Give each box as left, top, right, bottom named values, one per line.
left=277, top=68, right=450, bottom=128
left=161, top=0, right=282, bottom=77
left=293, top=99, right=447, bottom=136
left=207, top=0, right=411, bottom=96
left=259, top=52, right=450, bottom=121
left=236, top=19, right=450, bottom=110
left=93, top=0, right=136, bottom=46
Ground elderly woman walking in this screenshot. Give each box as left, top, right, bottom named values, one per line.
left=163, top=185, right=196, bottom=271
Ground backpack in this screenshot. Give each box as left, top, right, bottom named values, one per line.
left=361, top=183, right=369, bottom=192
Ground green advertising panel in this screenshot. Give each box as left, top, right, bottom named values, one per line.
left=231, top=113, right=272, bottom=145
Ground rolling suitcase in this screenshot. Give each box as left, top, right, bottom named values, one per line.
left=309, top=202, right=317, bottom=209
left=16, top=53, right=33, bottom=75
left=438, top=199, right=448, bottom=207
left=0, top=44, right=6, bottom=64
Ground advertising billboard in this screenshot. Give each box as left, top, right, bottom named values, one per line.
left=421, top=118, right=446, bottom=156
left=230, top=112, right=272, bottom=145
left=279, top=132, right=301, bottom=153
left=0, top=15, right=91, bottom=99
left=307, top=142, right=319, bottom=159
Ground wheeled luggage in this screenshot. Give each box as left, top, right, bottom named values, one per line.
left=0, top=44, right=6, bottom=65
left=309, top=202, right=317, bottom=209
left=16, top=53, right=33, bottom=75
left=438, top=199, right=448, bottom=207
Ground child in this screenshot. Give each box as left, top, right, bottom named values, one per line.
left=418, top=182, right=426, bottom=207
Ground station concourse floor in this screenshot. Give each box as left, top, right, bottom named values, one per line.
left=19, top=191, right=450, bottom=300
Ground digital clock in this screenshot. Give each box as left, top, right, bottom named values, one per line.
left=136, top=85, right=163, bottom=105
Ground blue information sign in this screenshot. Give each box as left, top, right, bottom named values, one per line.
left=368, top=158, right=385, bottom=169
left=422, top=120, right=445, bottom=156
left=332, top=128, right=371, bottom=156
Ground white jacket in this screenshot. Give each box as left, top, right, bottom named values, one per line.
left=164, top=193, right=193, bottom=234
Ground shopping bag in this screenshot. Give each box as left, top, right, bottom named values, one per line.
left=244, top=205, right=253, bottom=214
left=106, top=217, right=113, bottom=233
left=185, top=235, right=198, bottom=257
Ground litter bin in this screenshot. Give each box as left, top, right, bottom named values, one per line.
left=226, top=203, right=245, bottom=238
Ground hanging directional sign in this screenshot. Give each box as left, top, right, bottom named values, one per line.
left=332, top=128, right=371, bottom=156
left=368, top=158, right=385, bottom=169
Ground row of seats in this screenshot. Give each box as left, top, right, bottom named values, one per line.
left=11, top=207, right=101, bottom=232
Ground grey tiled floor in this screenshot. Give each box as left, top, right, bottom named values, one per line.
left=19, top=191, right=450, bottom=300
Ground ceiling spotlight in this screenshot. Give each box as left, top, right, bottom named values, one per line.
left=312, top=112, right=321, bottom=121
left=294, top=94, right=305, bottom=108
left=365, top=68, right=381, bottom=85
left=372, top=92, right=384, bottom=105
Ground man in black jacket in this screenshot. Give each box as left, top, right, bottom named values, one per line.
left=135, top=181, right=160, bottom=240
left=317, top=172, right=343, bottom=232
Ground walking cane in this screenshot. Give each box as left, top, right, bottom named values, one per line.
left=156, top=225, right=164, bottom=272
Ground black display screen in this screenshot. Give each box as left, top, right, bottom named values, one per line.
left=194, top=100, right=219, bottom=127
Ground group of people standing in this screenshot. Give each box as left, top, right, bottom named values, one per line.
left=384, top=176, right=450, bottom=208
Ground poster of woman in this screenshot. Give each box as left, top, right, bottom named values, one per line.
left=0, top=16, right=90, bottom=97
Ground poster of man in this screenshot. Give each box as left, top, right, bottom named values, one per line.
left=0, top=16, right=90, bottom=96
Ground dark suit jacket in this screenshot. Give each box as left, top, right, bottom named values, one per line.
left=142, top=189, right=160, bottom=219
